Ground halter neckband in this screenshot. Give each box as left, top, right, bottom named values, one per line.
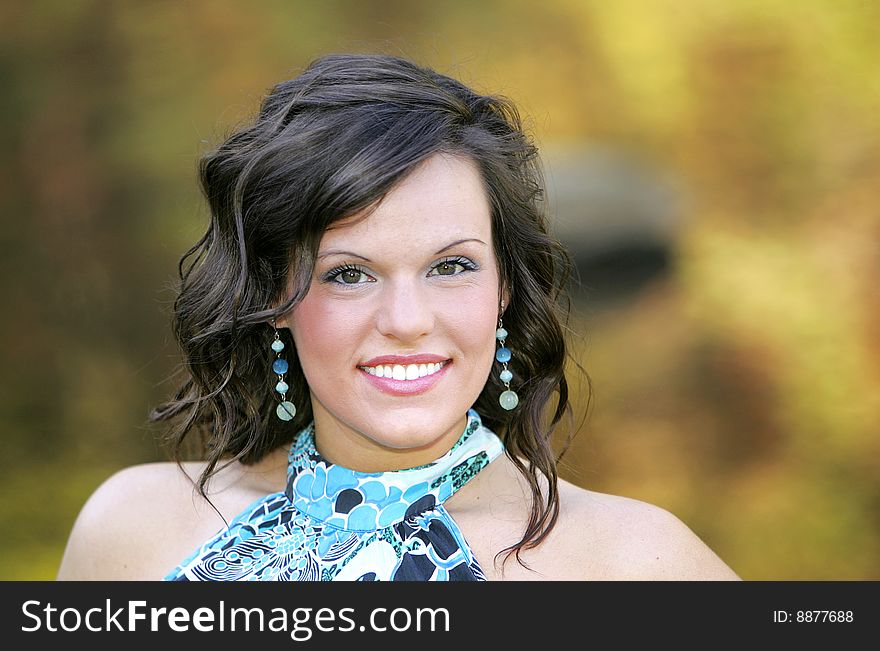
left=165, top=408, right=505, bottom=581
left=284, top=409, right=498, bottom=532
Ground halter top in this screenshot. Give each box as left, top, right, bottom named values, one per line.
left=165, top=409, right=504, bottom=581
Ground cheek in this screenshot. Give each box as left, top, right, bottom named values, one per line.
left=289, top=293, right=367, bottom=363
left=290, top=281, right=500, bottom=362
left=440, top=291, right=499, bottom=356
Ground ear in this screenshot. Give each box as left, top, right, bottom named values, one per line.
left=500, top=284, right=511, bottom=314
left=271, top=304, right=292, bottom=331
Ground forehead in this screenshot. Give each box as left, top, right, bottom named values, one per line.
left=320, top=153, right=492, bottom=250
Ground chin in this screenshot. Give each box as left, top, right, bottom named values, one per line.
left=358, top=408, right=464, bottom=451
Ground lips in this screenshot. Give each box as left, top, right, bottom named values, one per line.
left=357, top=355, right=452, bottom=397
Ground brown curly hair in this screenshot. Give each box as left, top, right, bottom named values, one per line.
left=150, top=53, right=590, bottom=569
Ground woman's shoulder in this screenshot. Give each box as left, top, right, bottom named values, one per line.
left=56, top=454, right=289, bottom=580
left=555, top=478, right=741, bottom=580
left=448, top=454, right=740, bottom=580
left=55, top=462, right=213, bottom=580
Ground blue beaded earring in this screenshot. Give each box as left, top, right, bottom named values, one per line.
left=496, top=300, right=519, bottom=410
left=271, top=319, right=296, bottom=421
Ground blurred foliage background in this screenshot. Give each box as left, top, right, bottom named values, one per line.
left=1, top=0, right=878, bottom=580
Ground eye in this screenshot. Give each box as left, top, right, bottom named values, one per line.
left=323, top=264, right=374, bottom=286
left=338, top=269, right=366, bottom=284
left=428, top=256, right=477, bottom=277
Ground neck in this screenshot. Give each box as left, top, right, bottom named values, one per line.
left=309, top=407, right=470, bottom=473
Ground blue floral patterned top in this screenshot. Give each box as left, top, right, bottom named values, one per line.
left=165, top=409, right=504, bottom=581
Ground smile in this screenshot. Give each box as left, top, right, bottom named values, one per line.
left=357, top=360, right=452, bottom=397
left=360, top=361, right=448, bottom=381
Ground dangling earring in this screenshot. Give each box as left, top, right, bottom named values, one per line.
left=271, top=319, right=296, bottom=421
left=496, top=300, right=519, bottom=410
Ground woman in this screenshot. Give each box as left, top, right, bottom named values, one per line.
left=57, top=54, right=740, bottom=581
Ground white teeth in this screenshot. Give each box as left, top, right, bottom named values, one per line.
left=362, top=361, right=446, bottom=380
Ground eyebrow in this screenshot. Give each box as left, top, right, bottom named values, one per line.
left=317, top=238, right=487, bottom=261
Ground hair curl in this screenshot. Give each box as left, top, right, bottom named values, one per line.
left=150, top=53, right=590, bottom=570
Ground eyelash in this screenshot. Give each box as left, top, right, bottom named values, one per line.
left=322, top=256, right=478, bottom=287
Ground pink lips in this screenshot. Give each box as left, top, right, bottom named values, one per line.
left=358, top=355, right=452, bottom=397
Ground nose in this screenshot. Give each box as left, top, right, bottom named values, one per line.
left=374, top=278, right=434, bottom=342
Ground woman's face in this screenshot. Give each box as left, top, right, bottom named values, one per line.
left=279, top=153, right=502, bottom=471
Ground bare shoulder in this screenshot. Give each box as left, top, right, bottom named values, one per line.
left=57, top=442, right=292, bottom=580
left=558, top=479, right=741, bottom=580
left=450, top=455, right=741, bottom=581
left=56, top=461, right=233, bottom=581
